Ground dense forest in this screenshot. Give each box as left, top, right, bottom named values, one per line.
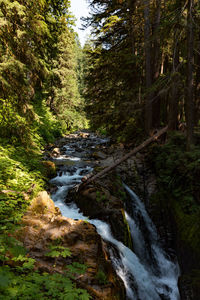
left=0, top=0, right=200, bottom=299
left=84, top=0, right=200, bottom=146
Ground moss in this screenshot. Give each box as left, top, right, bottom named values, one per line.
left=121, top=209, right=133, bottom=250
left=147, top=134, right=200, bottom=297
left=42, top=161, right=57, bottom=178
left=172, top=200, right=200, bottom=257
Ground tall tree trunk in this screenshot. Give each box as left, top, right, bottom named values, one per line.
left=152, top=0, right=161, bottom=128
left=168, top=33, right=180, bottom=131
left=129, top=0, right=135, bottom=56
left=186, top=0, right=194, bottom=149
left=144, top=0, right=152, bottom=134
left=195, top=32, right=200, bottom=126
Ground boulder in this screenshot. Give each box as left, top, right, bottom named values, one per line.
left=74, top=180, right=132, bottom=246
left=92, top=151, right=107, bottom=160
left=18, top=191, right=125, bottom=300
left=51, top=147, right=60, bottom=157
left=42, top=160, right=56, bottom=178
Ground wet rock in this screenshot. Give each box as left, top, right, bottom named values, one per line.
left=74, top=182, right=130, bottom=245
left=51, top=147, right=60, bottom=157
left=18, top=191, right=125, bottom=300
left=92, top=151, right=107, bottom=160
left=42, top=160, right=56, bottom=178
left=100, top=156, right=115, bottom=168
left=79, top=132, right=90, bottom=138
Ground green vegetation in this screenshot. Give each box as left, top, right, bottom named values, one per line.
left=0, top=0, right=89, bottom=298
left=0, top=143, right=46, bottom=229
left=149, top=133, right=200, bottom=292
left=0, top=227, right=90, bottom=299
left=45, top=245, right=72, bottom=259
left=95, top=269, right=108, bottom=285
left=96, top=190, right=106, bottom=203
left=84, top=0, right=200, bottom=149
left=0, top=0, right=87, bottom=148
left=1, top=0, right=200, bottom=298
left=121, top=209, right=133, bottom=250
left=0, top=267, right=91, bottom=300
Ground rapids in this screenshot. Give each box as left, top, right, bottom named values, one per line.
left=49, top=132, right=180, bottom=300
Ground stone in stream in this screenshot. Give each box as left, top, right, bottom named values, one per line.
left=73, top=181, right=132, bottom=247
left=51, top=147, right=60, bottom=157
left=41, top=161, right=57, bottom=178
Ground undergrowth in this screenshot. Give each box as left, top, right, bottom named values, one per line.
left=0, top=96, right=90, bottom=299
left=149, top=132, right=200, bottom=259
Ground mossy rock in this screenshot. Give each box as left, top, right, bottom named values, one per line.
left=42, top=160, right=56, bottom=178
left=121, top=209, right=133, bottom=250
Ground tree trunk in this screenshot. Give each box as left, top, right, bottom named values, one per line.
left=152, top=0, right=161, bottom=129
left=195, top=32, right=200, bottom=126
left=186, top=0, right=194, bottom=149
left=144, top=0, right=152, bottom=134
left=168, top=33, right=180, bottom=131
left=129, top=0, right=136, bottom=56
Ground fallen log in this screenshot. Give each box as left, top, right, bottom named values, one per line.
left=82, top=126, right=168, bottom=187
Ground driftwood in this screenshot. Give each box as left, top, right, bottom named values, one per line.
left=82, top=126, right=168, bottom=187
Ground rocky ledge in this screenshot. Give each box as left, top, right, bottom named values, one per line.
left=17, top=191, right=125, bottom=300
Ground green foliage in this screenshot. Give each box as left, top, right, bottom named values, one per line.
left=95, top=270, right=108, bottom=285
left=0, top=98, right=31, bottom=144
left=149, top=134, right=200, bottom=257
left=45, top=245, right=71, bottom=258
left=0, top=141, right=47, bottom=230
left=32, top=96, right=63, bottom=145
left=66, top=262, right=88, bottom=278
left=0, top=0, right=87, bottom=148
left=95, top=190, right=107, bottom=203
left=0, top=234, right=90, bottom=299
left=0, top=233, right=26, bottom=263
left=0, top=266, right=91, bottom=300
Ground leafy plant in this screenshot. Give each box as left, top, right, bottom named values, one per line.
left=0, top=266, right=92, bottom=300
left=67, top=262, right=88, bottom=279
left=45, top=245, right=71, bottom=259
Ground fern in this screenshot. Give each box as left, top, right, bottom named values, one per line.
left=0, top=267, right=91, bottom=300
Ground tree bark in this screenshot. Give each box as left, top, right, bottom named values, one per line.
left=195, top=32, right=200, bottom=126
left=152, top=0, right=161, bottom=128
left=144, top=0, right=152, bottom=134
left=168, top=32, right=180, bottom=131
left=186, top=0, right=194, bottom=149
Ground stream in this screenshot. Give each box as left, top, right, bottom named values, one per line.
left=49, top=132, right=180, bottom=300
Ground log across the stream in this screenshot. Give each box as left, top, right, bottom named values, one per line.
left=82, top=126, right=168, bottom=187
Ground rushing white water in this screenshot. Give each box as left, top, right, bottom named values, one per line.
left=54, top=155, right=81, bottom=161
left=50, top=134, right=180, bottom=300
left=124, top=184, right=180, bottom=300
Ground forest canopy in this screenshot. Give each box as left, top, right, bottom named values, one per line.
left=0, top=0, right=86, bottom=146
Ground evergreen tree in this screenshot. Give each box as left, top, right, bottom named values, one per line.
left=0, top=0, right=85, bottom=142
left=84, top=0, right=200, bottom=145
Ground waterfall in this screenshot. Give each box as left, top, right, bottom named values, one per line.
left=50, top=133, right=180, bottom=300
left=124, top=184, right=180, bottom=300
